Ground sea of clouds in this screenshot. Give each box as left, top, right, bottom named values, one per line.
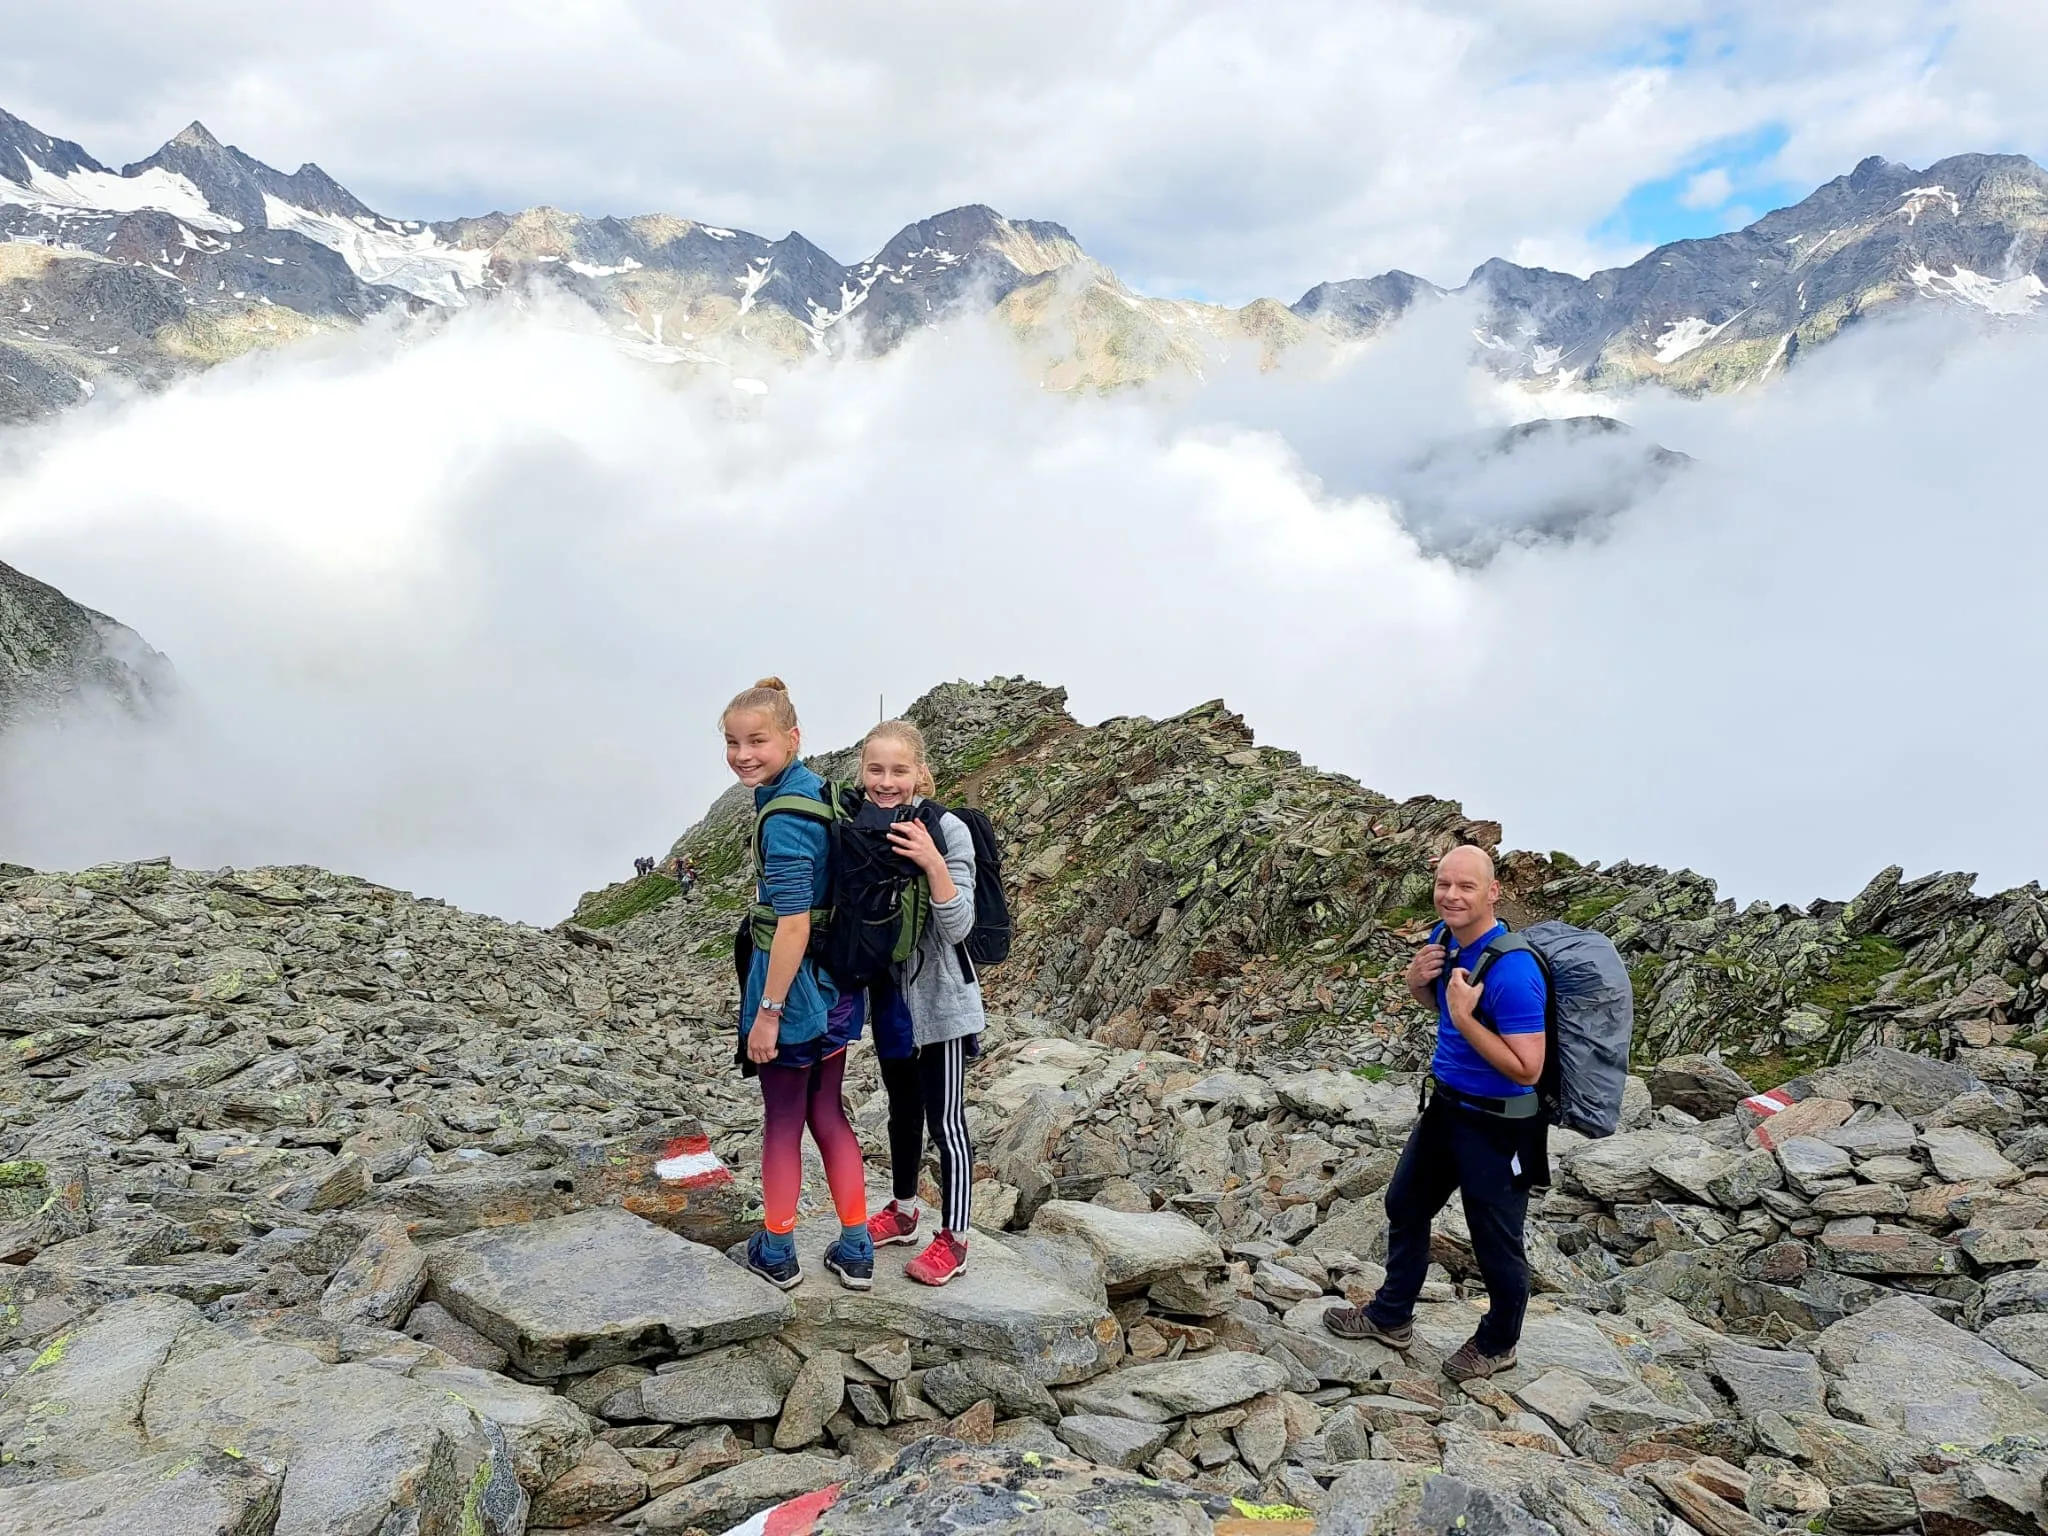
left=0, top=296, right=2040, bottom=924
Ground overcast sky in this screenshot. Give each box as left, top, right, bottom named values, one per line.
left=4, top=2, right=2044, bottom=302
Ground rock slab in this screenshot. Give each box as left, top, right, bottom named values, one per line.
left=428, top=1206, right=792, bottom=1376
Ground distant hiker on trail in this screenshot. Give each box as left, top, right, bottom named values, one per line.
left=857, top=719, right=983, bottom=1288
left=676, top=854, right=698, bottom=895
left=1322, top=843, right=1548, bottom=1382
left=721, top=677, right=873, bottom=1292
left=633, top=856, right=649, bottom=878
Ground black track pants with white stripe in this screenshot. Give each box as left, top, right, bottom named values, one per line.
left=879, top=1036, right=973, bottom=1235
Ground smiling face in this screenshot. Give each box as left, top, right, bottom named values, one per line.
left=1433, top=844, right=1500, bottom=939
left=724, top=708, right=800, bottom=788
left=861, top=735, right=921, bottom=807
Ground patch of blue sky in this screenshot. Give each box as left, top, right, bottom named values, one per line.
left=1594, top=123, right=1810, bottom=250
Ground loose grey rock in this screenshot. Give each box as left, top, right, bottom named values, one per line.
left=316, top=1215, right=426, bottom=1329
left=1057, top=1350, right=1288, bottom=1423
left=631, top=1337, right=801, bottom=1424
left=923, top=1354, right=1063, bottom=1423
left=1919, top=1126, right=2022, bottom=1186
left=633, top=1450, right=852, bottom=1533
left=1706, top=1338, right=1828, bottom=1418
left=1055, top=1413, right=1172, bottom=1467
left=1028, top=1200, right=1223, bottom=1291
left=773, top=1347, right=844, bottom=1449
left=403, top=1299, right=510, bottom=1372
left=1649, top=1054, right=1756, bottom=1120
left=1803, top=1049, right=1985, bottom=1117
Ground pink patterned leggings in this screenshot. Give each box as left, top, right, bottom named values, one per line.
left=758, top=1048, right=868, bottom=1235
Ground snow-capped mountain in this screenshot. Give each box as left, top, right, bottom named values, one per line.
left=2, top=102, right=2044, bottom=420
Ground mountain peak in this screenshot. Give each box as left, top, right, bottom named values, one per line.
left=169, top=120, right=222, bottom=152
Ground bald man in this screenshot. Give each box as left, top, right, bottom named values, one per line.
left=1323, top=843, right=1548, bottom=1382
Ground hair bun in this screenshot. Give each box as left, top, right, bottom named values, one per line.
left=753, top=675, right=790, bottom=692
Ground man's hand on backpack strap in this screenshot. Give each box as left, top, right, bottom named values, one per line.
left=1405, top=943, right=1446, bottom=1008
left=1445, top=966, right=1484, bottom=1023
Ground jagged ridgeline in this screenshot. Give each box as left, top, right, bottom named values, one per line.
left=0, top=557, right=169, bottom=727
left=588, top=678, right=2047, bottom=1086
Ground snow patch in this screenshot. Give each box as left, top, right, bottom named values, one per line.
left=261, top=195, right=488, bottom=306
left=1899, top=186, right=1961, bottom=224
left=565, top=257, right=643, bottom=279
left=1653, top=315, right=1726, bottom=364
left=701, top=226, right=735, bottom=240
left=0, top=163, right=240, bottom=233
left=1909, top=262, right=2045, bottom=316
left=730, top=377, right=768, bottom=396
left=734, top=260, right=771, bottom=315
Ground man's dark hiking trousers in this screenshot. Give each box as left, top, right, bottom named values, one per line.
left=1365, top=1092, right=1530, bottom=1356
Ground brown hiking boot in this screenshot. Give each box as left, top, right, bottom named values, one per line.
left=1321, top=1304, right=1413, bottom=1349
left=1442, top=1336, right=1516, bottom=1382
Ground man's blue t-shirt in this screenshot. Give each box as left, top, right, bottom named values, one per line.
left=1430, top=922, right=1547, bottom=1097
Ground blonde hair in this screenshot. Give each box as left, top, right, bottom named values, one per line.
left=722, top=676, right=798, bottom=731
left=862, top=718, right=936, bottom=798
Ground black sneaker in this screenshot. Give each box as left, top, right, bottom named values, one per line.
left=823, top=1237, right=874, bottom=1291
left=744, top=1232, right=803, bottom=1290
left=1321, top=1304, right=1414, bottom=1349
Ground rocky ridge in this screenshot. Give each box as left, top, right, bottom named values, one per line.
left=3, top=102, right=2043, bottom=416
left=0, top=557, right=167, bottom=728
left=627, top=679, right=2047, bottom=1089
left=5, top=679, right=2048, bottom=1534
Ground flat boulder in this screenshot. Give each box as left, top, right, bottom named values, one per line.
left=1706, top=1338, right=1828, bottom=1418
left=1919, top=1126, right=2022, bottom=1186
left=1412, top=1299, right=1637, bottom=1391
left=1027, top=1200, right=1222, bottom=1291
left=0, top=1449, right=281, bottom=1536
left=427, top=1206, right=791, bottom=1376
left=1056, top=1349, right=1288, bottom=1423
left=1801, top=1048, right=1985, bottom=1116
left=776, top=1221, right=1117, bottom=1385
left=0, top=1292, right=196, bottom=1476
left=3, top=1296, right=528, bottom=1536
left=142, top=1328, right=528, bottom=1536
left=1816, top=1295, right=2048, bottom=1449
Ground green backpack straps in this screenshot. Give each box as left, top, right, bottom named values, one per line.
left=747, top=780, right=843, bottom=954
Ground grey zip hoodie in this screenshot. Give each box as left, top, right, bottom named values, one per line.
left=897, top=804, right=986, bottom=1049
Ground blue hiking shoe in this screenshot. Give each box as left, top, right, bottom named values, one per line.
left=744, top=1231, right=803, bottom=1290
left=823, top=1234, right=874, bottom=1291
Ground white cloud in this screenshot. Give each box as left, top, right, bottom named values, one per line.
left=0, top=299, right=2041, bottom=925
left=1678, top=166, right=1734, bottom=209
left=0, top=3, right=2040, bottom=300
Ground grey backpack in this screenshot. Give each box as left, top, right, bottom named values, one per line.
left=1469, top=921, right=1634, bottom=1138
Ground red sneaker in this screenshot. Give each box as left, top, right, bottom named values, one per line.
left=867, top=1200, right=919, bottom=1248
left=905, top=1230, right=968, bottom=1287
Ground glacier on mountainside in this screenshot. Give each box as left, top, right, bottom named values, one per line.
left=261, top=195, right=489, bottom=305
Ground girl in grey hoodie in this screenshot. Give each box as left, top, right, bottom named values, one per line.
left=858, top=719, right=982, bottom=1286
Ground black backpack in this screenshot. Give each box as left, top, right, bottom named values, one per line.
left=949, top=805, right=1012, bottom=968
left=744, top=781, right=943, bottom=991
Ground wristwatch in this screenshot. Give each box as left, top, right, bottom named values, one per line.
left=758, top=998, right=785, bottom=1015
